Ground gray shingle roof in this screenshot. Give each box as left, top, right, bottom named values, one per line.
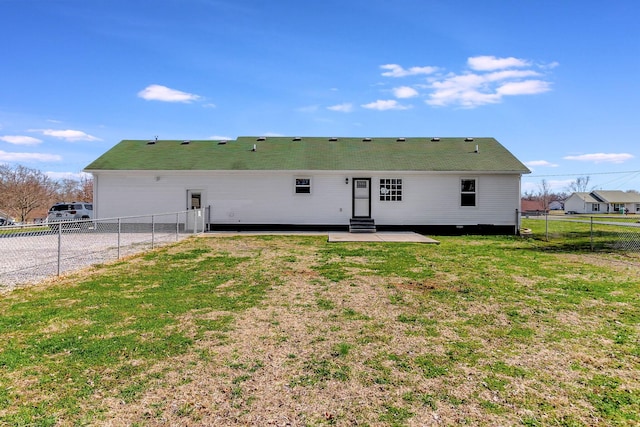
left=591, top=190, right=640, bottom=203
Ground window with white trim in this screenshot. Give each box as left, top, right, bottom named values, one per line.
left=591, top=203, right=600, bottom=212
left=460, top=178, right=476, bottom=207
left=295, top=177, right=311, bottom=194
left=379, top=178, right=402, bottom=201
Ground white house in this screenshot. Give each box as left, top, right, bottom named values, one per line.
left=84, top=136, right=530, bottom=234
left=564, top=190, right=640, bottom=214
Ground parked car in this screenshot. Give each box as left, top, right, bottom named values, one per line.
left=47, top=202, right=93, bottom=230
left=0, top=217, right=15, bottom=226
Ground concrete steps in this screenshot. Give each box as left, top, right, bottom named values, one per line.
left=349, top=218, right=376, bottom=233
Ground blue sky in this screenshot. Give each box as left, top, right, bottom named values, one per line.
left=1, top=0, right=639, bottom=193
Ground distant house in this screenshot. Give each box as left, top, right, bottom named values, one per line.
left=549, top=201, right=563, bottom=210
left=564, top=190, right=640, bottom=214
left=84, top=136, right=530, bottom=234
left=521, top=199, right=547, bottom=215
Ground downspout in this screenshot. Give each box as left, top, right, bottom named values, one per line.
left=516, top=174, right=522, bottom=235
left=92, top=173, right=98, bottom=219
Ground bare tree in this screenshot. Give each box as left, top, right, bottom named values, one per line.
left=54, top=175, right=93, bottom=202
left=57, top=178, right=80, bottom=201
left=0, top=165, right=58, bottom=222
left=566, top=176, right=591, bottom=193
left=77, top=175, right=93, bottom=202
left=538, top=179, right=552, bottom=211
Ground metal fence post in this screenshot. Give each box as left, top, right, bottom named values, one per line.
left=590, top=216, right=594, bottom=252
left=57, top=223, right=62, bottom=276
left=152, top=214, right=155, bottom=249
left=117, top=218, right=121, bottom=259
left=193, top=209, right=197, bottom=234
left=176, top=212, right=179, bottom=241
left=545, top=211, right=549, bottom=242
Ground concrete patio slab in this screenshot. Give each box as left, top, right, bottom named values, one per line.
left=204, top=231, right=439, bottom=243
left=328, top=232, right=439, bottom=243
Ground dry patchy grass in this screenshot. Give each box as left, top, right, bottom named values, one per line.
left=1, top=235, right=639, bottom=426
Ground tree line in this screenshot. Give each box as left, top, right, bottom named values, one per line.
left=0, top=164, right=93, bottom=223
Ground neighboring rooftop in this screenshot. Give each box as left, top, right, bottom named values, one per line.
left=591, top=190, right=640, bottom=203
left=85, top=136, right=531, bottom=173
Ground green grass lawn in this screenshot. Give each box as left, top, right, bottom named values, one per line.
left=522, top=217, right=640, bottom=252
left=1, top=233, right=639, bottom=426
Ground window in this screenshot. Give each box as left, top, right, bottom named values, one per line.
left=295, top=178, right=311, bottom=194
left=379, top=179, right=402, bottom=201
left=460, top=178, right=476, bottom=207
left=591, top=203, right=600, bottom=212
left=613, top=203, right=624, bottom=213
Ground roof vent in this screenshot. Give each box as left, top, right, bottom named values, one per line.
left=362, top=137, right=372, bottom=142
left=465, top=137, right=474, bottom=142
left=431, top=137, right=441, bottom=142
left=217, top=140, right=227, bottom=145
left=329, top=137, right=338, bottom=141
left=181, top=140, right=190, bottom=145
left=257, top=137, right=266, bottom=141
left=147, top=140, right=156, bottom=145
left=252, top=144, right=257, bottom=152
left=292, top=137, right=302, bottom=141
left=396, top=137, right=406, bottom=142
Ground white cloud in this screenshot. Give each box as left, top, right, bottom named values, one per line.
left=0, top=135, right=43, bottom=145
left=46, top=171, right=90, bottom=181
left=361, top=100, right=410, bottom=111
left=0, top=150, right=62, bottom=162
left=485, top=69, right=541, bottom=82
left=540, top=61, right=560, bottom=70
left=526, top=160, right=559, bottom=168
left=372, top=56, right=555, bottom=109
left=327, top=103, right=354, bottom=113
left=208, top=135, right=233, bottom=140
left=525, top=160, right=559, bottom=172
left=380, top=64, right=438, bottom=78
left=468, top=55, right=530, bottom=71
left=427, top=73, right=502, bottom=107
left=497, top=80, right=551, bottom=96
left=137, top=84, right=201, bottom=103
left=563, top=153, right=634, bottom=164
left=427, top=66, right=552, bottom=108
left=30, top=129, right=101, bottom=142
left=393, top=86, right=419, bottom=99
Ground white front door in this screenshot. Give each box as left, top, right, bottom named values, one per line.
left=353, top=178, right=371, bottom=218
left=186, top=190, right=203, bottom=232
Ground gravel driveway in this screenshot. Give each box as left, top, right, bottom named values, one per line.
left=1, top=230, right=191, bottom=292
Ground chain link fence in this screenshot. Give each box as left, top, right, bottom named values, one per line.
left=0, top=209, right=207, bottom=291
left=520, top=213, right=640, bottom=251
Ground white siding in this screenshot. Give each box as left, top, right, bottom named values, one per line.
left=371, top=173, right=519, bottom=226
left=564, top=194, right=592, bottom=213
left=92, top=170, right=521, bottom=226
